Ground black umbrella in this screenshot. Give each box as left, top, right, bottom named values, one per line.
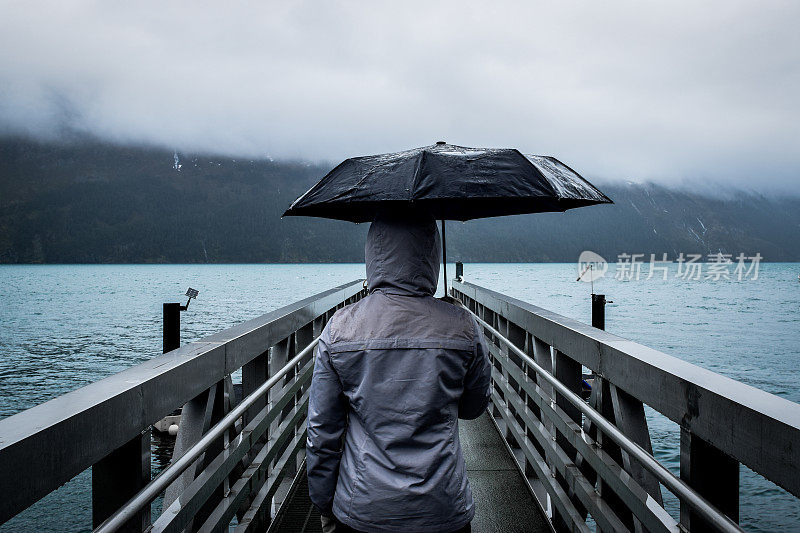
left=283, top=142, right=612, bottom=293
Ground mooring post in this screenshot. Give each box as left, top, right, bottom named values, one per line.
left=163, top=302, right=181, bottom=353
left=591, top=293, right=606, bottom=330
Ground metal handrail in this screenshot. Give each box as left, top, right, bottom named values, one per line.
left=94, top=336, right=321, bottom=533
left=469, top=311, right=742, bottom=533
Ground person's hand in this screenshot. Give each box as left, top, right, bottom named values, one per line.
left=320, top=512, right=338, bottom=533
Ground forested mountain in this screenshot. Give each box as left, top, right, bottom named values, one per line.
left=1, top=136, right=798, bottom=263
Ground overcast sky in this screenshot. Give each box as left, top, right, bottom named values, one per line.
left=1, top=1, right=799, bottom=190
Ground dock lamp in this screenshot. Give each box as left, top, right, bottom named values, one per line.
left=182, top=287, right=199, bottom=310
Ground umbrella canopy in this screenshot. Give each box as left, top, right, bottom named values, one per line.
left=283, top=142, right=612, bottom=222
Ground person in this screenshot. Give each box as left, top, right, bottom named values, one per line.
left=306, top=212, right=492, bottom=533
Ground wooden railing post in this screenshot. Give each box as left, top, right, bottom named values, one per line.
left=270, top=337, right=295, bottom=431
left=242, top=350, right=269, bottom=436
left=294, top=322, right=315, bottom=472
left=92, top=430, right=151, bottom=532
left=164, top=379, right=229, bottom=529
left=553, top=350, right=584, bottom=530
left=553, top=350, right=581, bottom=457
left=610, top=385, right=663, bottom=505
left=269, top=335, right=296, bottom=516
left=680, top=429, right=739, bottom=531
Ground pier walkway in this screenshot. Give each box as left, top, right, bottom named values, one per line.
left=1, top=276, right=800, bottom=532
left=458, top=413, right=549, bottom=532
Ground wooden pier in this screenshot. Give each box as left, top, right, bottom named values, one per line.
left=1, top=277, right=799, bottom=531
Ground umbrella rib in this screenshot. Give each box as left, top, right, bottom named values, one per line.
left=287, top=158, right=351, bottom=209
left=409, top=150, right=427, bottom=202
left=512, top=149, right=562, bottom=199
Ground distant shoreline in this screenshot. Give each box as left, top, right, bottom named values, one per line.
left=3, top=138, right=800, bottom=263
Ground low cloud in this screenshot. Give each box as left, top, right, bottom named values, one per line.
left=1, top=1, right=799, bottom=190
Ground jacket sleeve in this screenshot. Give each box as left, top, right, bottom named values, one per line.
left=306, top=325, right=348, bottom=515
left=458, top=317, right=492, bottom=420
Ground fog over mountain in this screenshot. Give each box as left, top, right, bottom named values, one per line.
left=2, top=137, right=798, bottom=264
left=1, top=1, right=799, bottom=191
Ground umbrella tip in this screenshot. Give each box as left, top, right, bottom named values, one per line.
left=436, top=140, right=446, bottom=145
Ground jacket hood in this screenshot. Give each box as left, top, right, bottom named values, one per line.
left=365, top=212, right=440, bottom=296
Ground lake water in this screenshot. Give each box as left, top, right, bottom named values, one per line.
left=1, top=263, right=799, bottom=531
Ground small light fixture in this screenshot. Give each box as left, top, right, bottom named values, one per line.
left=182, top=287, right=199, bottom=310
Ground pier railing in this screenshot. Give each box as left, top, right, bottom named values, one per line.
left=0, top=280, right=367, bottom=531
left=452, top=279, right=800, bottom=532
left=3, top=276, right=799, bottom=532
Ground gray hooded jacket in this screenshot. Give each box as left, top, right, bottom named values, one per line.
left=306, top=214, right=491, bottom=532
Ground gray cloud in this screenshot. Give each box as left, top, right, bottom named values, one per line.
left=1, top=1, right=799, bottom=190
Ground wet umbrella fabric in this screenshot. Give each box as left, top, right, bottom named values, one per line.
left=282, top=143, right=612, bottom=222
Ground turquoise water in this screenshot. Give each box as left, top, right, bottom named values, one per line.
left=1, top=263, right=799, bottom=531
